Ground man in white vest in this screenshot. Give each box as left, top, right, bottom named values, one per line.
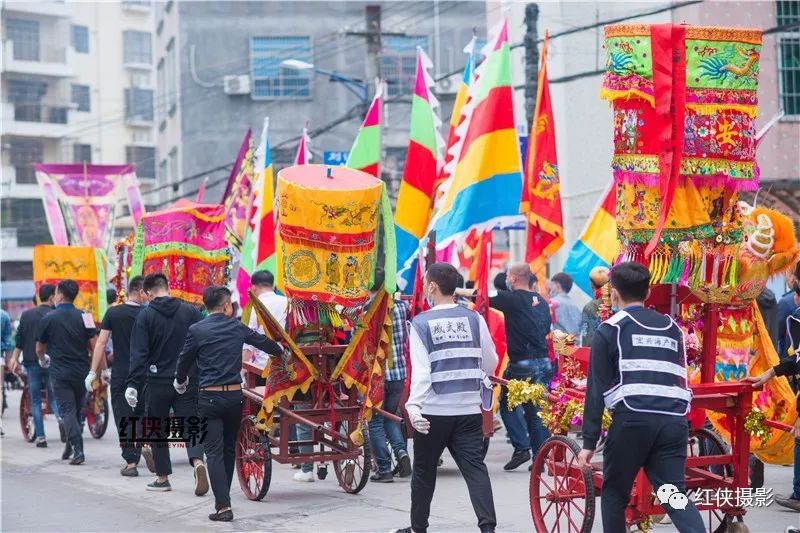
left=393, top=262, right=498, bottom=533
left=577, top=262, right=704, bottom=533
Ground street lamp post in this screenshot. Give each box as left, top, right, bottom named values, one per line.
left=281, top=59, right=369, bottom=104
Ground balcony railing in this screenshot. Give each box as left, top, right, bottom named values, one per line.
left=12, top=104, right=69, bottom=124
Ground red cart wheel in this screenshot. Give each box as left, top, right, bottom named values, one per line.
left=19, top=386, right=36, bottom=443
left=86, top=396, right=109, bottom=439
left=333, top=421, right=371, bottom=494
left=687, top=427, right=732, bottom=533
left=236, top=416, right=271, bottom=501
left=530, top=435, right=595, bottom=533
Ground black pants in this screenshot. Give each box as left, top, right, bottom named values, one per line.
left=198, top=390, right=243, bottom=510
left=411, top=414, right=496, bottom=532
left=52, top=378, right=85, bottom=454
left=602, top=411, right=705, bottom=533
left=145, top=381, right=204, bottom=476
left=111, top=379, right=144, bottom=465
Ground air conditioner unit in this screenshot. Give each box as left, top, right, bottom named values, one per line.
left=435, top=73, right=459, bottom=95
left=224, top=75, right=251, bottom=95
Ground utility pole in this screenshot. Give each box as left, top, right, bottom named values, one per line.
left=524, top=3, right=540, bottom=127
left=365, top=5, right=382, bottom=100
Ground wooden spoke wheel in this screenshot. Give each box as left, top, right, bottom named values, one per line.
left=530, top=435, right=596, bottom=533
left=333, top=421, right=371, bottom=494
left=236, top=416, right=271, bottom=501
left=85, top=396, right=109, bottom=439
left=687, top=427, right=732, bottom=532
left=19, top=387, right=36, bottom=443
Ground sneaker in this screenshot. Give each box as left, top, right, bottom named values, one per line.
left=121, top=465, right=139, bottom=477
left=141, top=446, right=156, bottom=473
left=396, top=454, right=412, bottom=478
left=775, top=494, right=800, bottom=512
left=146, top=479, right=172, bottom=492
left=370, top=471, right=394, bottom=483
left=61, top=442, right=73, bottom=460
left=209, top=509, right=233, bottom=522
left=785, top=527, right=800, bottom=533
left=35, top=437, right=47, bottom=448
left=194, top=462, right=209, bottom=496
left=389, top=528, right=413, bottom=533
left=290, top=463, right=301, bottom=470
left=293, top=470, right=315, bottom=483
left=504, top=449, right=531, bottom=471
left=69, top=453, right=85, bottom=465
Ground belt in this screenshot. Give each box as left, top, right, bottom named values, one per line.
left=200, top=383, right=242, bottom=392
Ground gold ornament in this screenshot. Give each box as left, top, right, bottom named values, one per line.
left=744, top=408, right=772, bottom=446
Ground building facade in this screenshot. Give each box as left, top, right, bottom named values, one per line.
left=500, top=0, right=799, bottom=282
left=152, top=0, right=486, bottom=209
left=1, top=0, right=156, bottom=285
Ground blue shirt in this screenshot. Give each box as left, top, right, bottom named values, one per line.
left=0, top=309, right=13, bottom=352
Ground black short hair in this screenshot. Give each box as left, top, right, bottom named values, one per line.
left=610, top=262, right=651, bottom=302
left=106, top=288, right=118, bottom=305
left=493, top=272, right=507, bottom=291
left=425, top=262, right=459, bottom=296
left=465, top=280, right=475, bottom=290
left=455, top=272, right=465, bottom=289
left=38, top=283, right=56, bottom=303
left=57, top=279, right=79, bottom=303
left=551, top=272, right=573, bottom=293
left=529, top=273, right=539, bottom=288
left=128, top=275, right=145, bottom=293
left=370, top=268, right=385, bottom=293
left=143, top=273, right=169, bottom=293
left=203, top=286, right=231, bottom=311
left=251, top=270, right=275, bottom=288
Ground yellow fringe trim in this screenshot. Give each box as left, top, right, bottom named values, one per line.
left=599, top=87, right=655, bottom=107
left=686, top=102, right=758, bottom=118
left=605, top=24, right=762, bottom=45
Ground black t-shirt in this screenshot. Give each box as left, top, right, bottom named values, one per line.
left=16, top=305, right=53, bottom=365
left=489, top=289, right=550, bottom=361
left=37, top=304, right=97, bottom=382
left=100, top=303, right=143, bottom=382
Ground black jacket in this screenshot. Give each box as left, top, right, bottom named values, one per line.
left=176, top=313, right=282, bottom=389
left=127, top=296, right=202, bottom=388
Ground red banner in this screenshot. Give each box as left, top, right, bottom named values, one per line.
left=521, top=33, right=563, bottom=274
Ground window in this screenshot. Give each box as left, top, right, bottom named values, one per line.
left=7, top=79, right=46, bottom=121
left=73, top=144, right=92, bottom=163
left=126, top=146, right=156, bottom=179
left=250, top=36, right=311, bottom=99
left=71, top=84, right=90, bottom=112
left=123, top=30, right=152, bottom=64
left=125, top=88, right=154, bottom=121
left=777, top=2, right=800, bottom=115
left=6, top=18, right=40, bottom=61
left=1, top=199, right=51, bottom=246
left=71, top=25, right=89, bottom=54
left=381, top=35, right=428, bottom=97
left=777, top=1, right=800, bottom=27
left=9, top=139, right=43, bottom=184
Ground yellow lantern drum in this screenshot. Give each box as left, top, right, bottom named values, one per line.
left=276, top=164, right=383, bottom=325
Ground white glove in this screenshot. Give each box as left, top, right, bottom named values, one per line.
left=39, top=354, right=51, bottom=368
left=409, top=412, right=431, bottom=435
left=173, top=377, right=188, bottom=395
left=84, top=371, right=96, bottom=392
left=100, top=369, right=111, bottom=385
left=125, top=387, right=138, bottom=407
left=240, top=369, right=248, bottom=387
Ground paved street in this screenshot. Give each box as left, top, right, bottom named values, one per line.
left=1, top=388, right=797, bottom=532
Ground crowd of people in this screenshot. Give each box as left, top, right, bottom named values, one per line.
left=1, top=259, right=799, bottom=531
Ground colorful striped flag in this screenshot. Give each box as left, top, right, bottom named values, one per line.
left=395, top=48, right=444, bottom=292
left=346, top=81, right=383, bottom=177
left=294, top=122, right=312, bottom=165
left=522, top=32, right=564, bottom=278
left=222, top=129, right=254, bottom=249
left=236, top=118, right=277, bottom=306
left=426, top=19, right=522, bottom=249
left=437, top=38, right=475, bottom=196
left=562, top=183, right=618, bottom=297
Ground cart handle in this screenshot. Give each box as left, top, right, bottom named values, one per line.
left=764, top=419, right=793, bottom=433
